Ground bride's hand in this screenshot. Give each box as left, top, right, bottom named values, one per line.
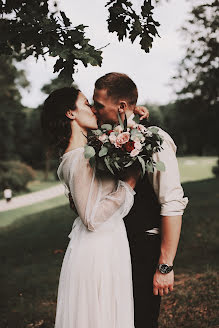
left=134, top=106, right=149, bottom=121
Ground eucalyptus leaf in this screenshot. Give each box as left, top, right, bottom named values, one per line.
left=99, top=146, right=108, bottom=157
left=114, top=161, right=121, bottom=170
left=84, top=145, right=95, bottom=159
left=104, top=157, right=115, bottom=175
left=124, top=160, right=134, bottom=168
left=89, top=156, right=96, bottom=168
left=92, top=129, right=102, bottom=136
left=146, top=144, right=152, bottom=150
left=146, top=161, right=154, bottom=173
left=101, top=124, right=112, bottom=131
left=138, top=156, right=146, bottom=176
left=148, top=127, right=159, bottom=134
left=155, top=161, right=165, bottom=172
left=117, top=111, right=124, bottom=130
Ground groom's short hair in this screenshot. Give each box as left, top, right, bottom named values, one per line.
left=95, top=72, right=138, bottom=105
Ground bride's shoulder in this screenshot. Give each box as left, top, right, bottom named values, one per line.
left=61, top=147, right=84, bottom=161
left=58, top=147, right=85, bottom=170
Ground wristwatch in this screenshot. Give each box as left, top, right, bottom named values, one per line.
left=157, top=263, right=173, bottom=274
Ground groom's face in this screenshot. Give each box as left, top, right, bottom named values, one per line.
left=93, top=88, right=119, bottom=125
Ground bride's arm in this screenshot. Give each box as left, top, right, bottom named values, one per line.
left=68, top=152, right=137, bottom=231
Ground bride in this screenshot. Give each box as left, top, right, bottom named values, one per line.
left=41, top=87, right=139, bottom=328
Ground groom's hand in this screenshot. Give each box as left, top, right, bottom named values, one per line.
left=153, top=269, right=174, bottom=296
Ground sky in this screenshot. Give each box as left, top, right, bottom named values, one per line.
left=19, top=0, right=191, bottom=108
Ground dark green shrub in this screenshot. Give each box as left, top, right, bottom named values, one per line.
left=212, top=158, right=219, bottom=177
left=0, top=161, right=36, bottom=191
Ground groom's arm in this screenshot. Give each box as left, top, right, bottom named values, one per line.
left=149, top=128, right=188, bottom=296
left=153, top=215, right=182, bottom=296
left=159, top=215, right=182, bottom=266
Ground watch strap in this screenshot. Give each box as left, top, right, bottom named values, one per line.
left=157, top=263, right=173, bottom=274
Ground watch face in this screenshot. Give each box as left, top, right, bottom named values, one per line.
left=159, top=264, right=172, bottom=274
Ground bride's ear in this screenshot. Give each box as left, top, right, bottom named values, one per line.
left=65, top=109, right=76, bottom=120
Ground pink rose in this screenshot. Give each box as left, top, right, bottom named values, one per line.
left=115, top=140, right=122, bottom=148
left=98, top=133, right=108, bottom=143
left=109, top=133, right=117, bottom=144
left=134, top=141, right=142, bottom=150
left=116, top=132, right=130, bottom=145
left=130, top=149, right=140, bottom=157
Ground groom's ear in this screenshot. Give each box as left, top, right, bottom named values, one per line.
left=65, top=109, right=76, bottom=120
left=118, top=101, right=128, bottom=113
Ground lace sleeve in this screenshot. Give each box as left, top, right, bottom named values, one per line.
left=67, top=150, right=135, bottom=231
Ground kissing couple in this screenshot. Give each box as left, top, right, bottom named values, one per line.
left=41, top=72, right=188, bottom=328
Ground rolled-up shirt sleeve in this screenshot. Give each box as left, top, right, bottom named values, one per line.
left=148, top=127, right=189, bottom=216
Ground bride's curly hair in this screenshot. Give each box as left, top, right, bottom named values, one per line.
left=41, top=87, right=80, bottom=157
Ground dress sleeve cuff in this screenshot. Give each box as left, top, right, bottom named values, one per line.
left=119, top=180, right=136, bottom=196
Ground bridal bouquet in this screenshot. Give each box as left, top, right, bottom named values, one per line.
left=84, top=113, right=165, bottom=177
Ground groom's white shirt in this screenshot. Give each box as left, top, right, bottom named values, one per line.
left=127, top=114, right=188, bottom=235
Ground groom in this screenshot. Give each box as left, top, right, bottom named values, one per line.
left=70, top=72, right=188, bottom=327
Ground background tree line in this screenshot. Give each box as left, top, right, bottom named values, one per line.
left=0, top=0, right=218, bottom=191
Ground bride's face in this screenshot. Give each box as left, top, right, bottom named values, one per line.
left=73, top=92, right=98, bottom=130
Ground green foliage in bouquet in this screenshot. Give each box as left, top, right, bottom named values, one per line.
left=84, top=113, right=165, bottom=178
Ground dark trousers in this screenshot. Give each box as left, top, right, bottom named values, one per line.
left=128, top=232, right=161, bottom=328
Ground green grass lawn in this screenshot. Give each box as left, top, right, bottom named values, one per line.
left=0, top=157, right=219, bottom=327
left=178, top=156, right=217, bottom=183
left=0, top=195, right=68, bottom=228
left=26, top=170, right=61, bottom=193
left=159, top=177, right=219, bottom=327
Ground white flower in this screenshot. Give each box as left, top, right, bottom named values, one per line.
left=127, top=119, right=138, bottom=129
left=134, top=141, right=142, bottom=150
left=130, top=149, right=140, bottom=157
left=132, top=136, right=141, bottom=142
left=98, top=133, right=108, bottom=143
left=109, top=134, right=117, bottom=144
left=114, top=125, right=123, bottom=133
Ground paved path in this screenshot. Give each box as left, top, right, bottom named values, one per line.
left=0, top=184, right=65, bottom=212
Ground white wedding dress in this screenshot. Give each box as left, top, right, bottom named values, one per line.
left=54, top=147, right=136, bottom=328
